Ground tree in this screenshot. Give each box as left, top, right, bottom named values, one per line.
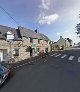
left=76, top=23, right=80, bottom=35
left=76, top=13, right=80, bottom=37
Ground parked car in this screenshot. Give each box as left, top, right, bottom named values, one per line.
left=0, top=65, right=9, bottom=86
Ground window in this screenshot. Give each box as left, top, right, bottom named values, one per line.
left=38, top=39, right=40, bottom=44
left=37, top=48, right=40, bottom=52
left=30, top=38, right=33, bottom=43
left=3, top=49, right=7, bottom=59
left=45, top=48, right=48, bottom=52
left=46, top=40, right=48, bottom=44
left=13, top=48, right=19, bottom=56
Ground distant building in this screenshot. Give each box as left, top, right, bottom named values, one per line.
left=66, top=38, right=73, bottom=47
left=54, top=36, right=73, bottom=50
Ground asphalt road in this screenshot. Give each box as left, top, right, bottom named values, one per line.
left=1, top=49, right=80, bottom=92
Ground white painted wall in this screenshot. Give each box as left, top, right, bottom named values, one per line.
left=7, top=31, right=14, bottom=40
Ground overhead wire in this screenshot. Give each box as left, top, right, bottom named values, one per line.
left=0, top=5, right=19, bottom=26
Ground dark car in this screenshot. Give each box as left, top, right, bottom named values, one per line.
left=0, top=65, right=9, bottom=86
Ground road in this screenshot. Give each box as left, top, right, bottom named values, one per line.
left=1, top=49, right=80, bottom=92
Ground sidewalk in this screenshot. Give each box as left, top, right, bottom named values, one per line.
left=1, top=54, right=46, bottom=69
left=1, top=56, right=39, bottom=68
left=1, top=52, right=53, bottom=71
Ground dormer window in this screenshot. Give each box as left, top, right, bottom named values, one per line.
left=7, top=31, right=14, bottom=40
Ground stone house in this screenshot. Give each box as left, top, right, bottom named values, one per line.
left=54, top=36, right=72, bottom=50
left=66, top=38, right=73, bottom=47
left=18, top=27, right=50, bottom=56
left=0, top=25, right=23, bottom=62
left=0, top=25, right=50, bottom=63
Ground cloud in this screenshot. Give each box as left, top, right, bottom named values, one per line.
left=38, top=0, right=59, bottom=25
left=39, top=0, right=51, bottom=10
left=38, top=14, right=59, bottom=25
left=56, top=32, right=60, bottom=36
left=56, top=28, right=80, bottom=44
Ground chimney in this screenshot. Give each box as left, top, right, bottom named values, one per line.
left=35, top=29, right=37, bottom=33
left=60, top=36, right=62, bottom=39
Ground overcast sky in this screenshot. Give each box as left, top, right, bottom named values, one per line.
left=0, top=0, right=80, bottom=43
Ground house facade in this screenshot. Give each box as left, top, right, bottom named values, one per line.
left=0, top=25, right=23, bottom=62
left=0, top=25, right=50, bottom=63
left=18, top=27, right=50, bottom=57
left=54, top=36, right=72, bottom=50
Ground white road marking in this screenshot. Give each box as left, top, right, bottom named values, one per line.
left=44, top=59, right=47, bottom=62
left=50, top=53, right=57, bottom=56
left=78, top=57, right=80, bottom=62
left=50, top=55, right=53, bottom=56
left=61, top=55, right=67, bottom=58
left=55, top=54, right=61, bottom=57
left=17, top=66, right=19, bottom=68
left=68, top=56, right=74, bottom=60
left=13, top=67, right=17, bottom=69
left=31, top=61, right=34, bottom=62
left=19, top=64, right=23, bottom=67
left=25, top=63, right=28, bottom=64
left=22, top=64, right=25, bottom=66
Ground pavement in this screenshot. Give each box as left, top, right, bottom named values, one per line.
left=1, top=49, right=80, bottom=92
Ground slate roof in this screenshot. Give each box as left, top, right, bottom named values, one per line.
left=18, top=26, right=50, bottom=40
left=0, top=25, right=20, bottom=40
left=39, top=33, right=50, bottom=40
left=18, top=26, right=35, bottom=38
left=0, top=34, right=6, bottom=40
left=0, top=25, right=50, bottom=41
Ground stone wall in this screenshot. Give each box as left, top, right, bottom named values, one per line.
left=0, top=39, right=30, bottom=62
left=38, top=40, right=50, bottom=53
left=0, top=38, right=50, bottom=62
left=11, top=40, right=30, bottom=62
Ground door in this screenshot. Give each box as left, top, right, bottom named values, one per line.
left=3, top=49, right=7, bottom=62
left=45, top=48, right=48, bottom=52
